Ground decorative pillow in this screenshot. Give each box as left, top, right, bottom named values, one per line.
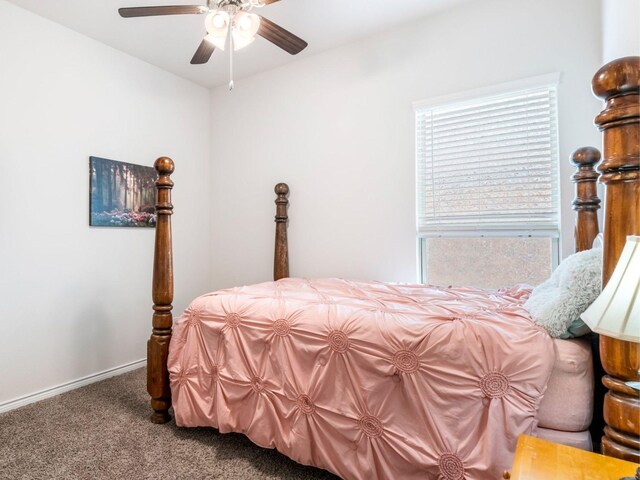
left=523, top=248, right=602, bottom=338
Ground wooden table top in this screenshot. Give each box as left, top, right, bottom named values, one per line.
left=508, top=435, right=639, bottom=480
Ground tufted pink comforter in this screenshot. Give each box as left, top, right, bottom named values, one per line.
left=168, top=278, right=554, bottom=479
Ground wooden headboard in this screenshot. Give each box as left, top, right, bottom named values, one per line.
left=145, top=57, right=640, bottom=464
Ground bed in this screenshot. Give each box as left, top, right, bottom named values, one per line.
left=145, top=56, right=640, bottom=477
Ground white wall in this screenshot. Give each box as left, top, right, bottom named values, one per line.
left=602, top=0, right=640, bottom=62
left=0, top=0, right=211, bottom=405
left=208, top=0, right=603, bottom=290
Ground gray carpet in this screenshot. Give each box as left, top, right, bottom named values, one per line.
left=0, top=368, right=338, bottom=479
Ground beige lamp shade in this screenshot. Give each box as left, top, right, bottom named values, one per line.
left=581, top=236, right=640, bottom=343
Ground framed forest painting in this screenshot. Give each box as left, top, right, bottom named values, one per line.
left=89, top=156, right=157, bottom=227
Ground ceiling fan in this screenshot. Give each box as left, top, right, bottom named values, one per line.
left=119, top=0, right=308, bottom=87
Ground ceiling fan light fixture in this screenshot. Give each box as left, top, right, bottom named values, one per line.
left=207, top=10, right=229, bottom=30
left=204, top=10, right=230, bottom=50
left=231, top=11, right=260, bottom=50
left=235, top=11, right=259, bottom=32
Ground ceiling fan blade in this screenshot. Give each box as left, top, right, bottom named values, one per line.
left=260, top=0, right=282, bottom=4
left=257, top=16, right=308, bottom=55
left=191, top=38, right=215, bottom=64
left=118, top=5, right=208, bottom=18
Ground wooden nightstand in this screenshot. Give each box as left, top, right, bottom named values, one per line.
left=504, top=435, right=640, bottom=479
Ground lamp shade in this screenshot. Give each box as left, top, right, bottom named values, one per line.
left=581, top=235, right=640, bottom=343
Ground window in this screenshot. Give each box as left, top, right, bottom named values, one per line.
left=415, top=75, right=560, bottom=289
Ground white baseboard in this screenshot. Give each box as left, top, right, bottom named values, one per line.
left=0, top=358, right=146, bottom=414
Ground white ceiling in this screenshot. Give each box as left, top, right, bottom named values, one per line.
left=7, top=0, right=472, bottom=88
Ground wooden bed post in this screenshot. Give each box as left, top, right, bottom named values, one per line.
left=571, top=146, right=601, bottom=252
left=148, top=157, right=175, bottom=424
left=592, top=56, right=640, bottom=461
left=572, top=147, right=606, bottom=453
left=274, top=183, right=290, bottom=281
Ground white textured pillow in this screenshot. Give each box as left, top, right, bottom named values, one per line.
left=524, top=248, right=602, bottom=338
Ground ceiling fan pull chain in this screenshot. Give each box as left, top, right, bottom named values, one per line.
left=229, top=25, right=235, bottom=91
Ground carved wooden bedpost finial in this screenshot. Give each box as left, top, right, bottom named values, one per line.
left=149, top=157, right=175, bottom=424
left=571, top=146, right=601, bottom=252
left=592, top=56, right=640, bottom=462
left=274, top=183, right=290, bottom=281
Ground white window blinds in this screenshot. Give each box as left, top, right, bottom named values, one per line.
left=416, top=82, right=559, bottom=237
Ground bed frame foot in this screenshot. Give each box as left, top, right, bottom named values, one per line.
left=150, top=399, right=172, bottom=424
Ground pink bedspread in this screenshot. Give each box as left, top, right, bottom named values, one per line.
left=168, top=278, right=554, bottom=479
